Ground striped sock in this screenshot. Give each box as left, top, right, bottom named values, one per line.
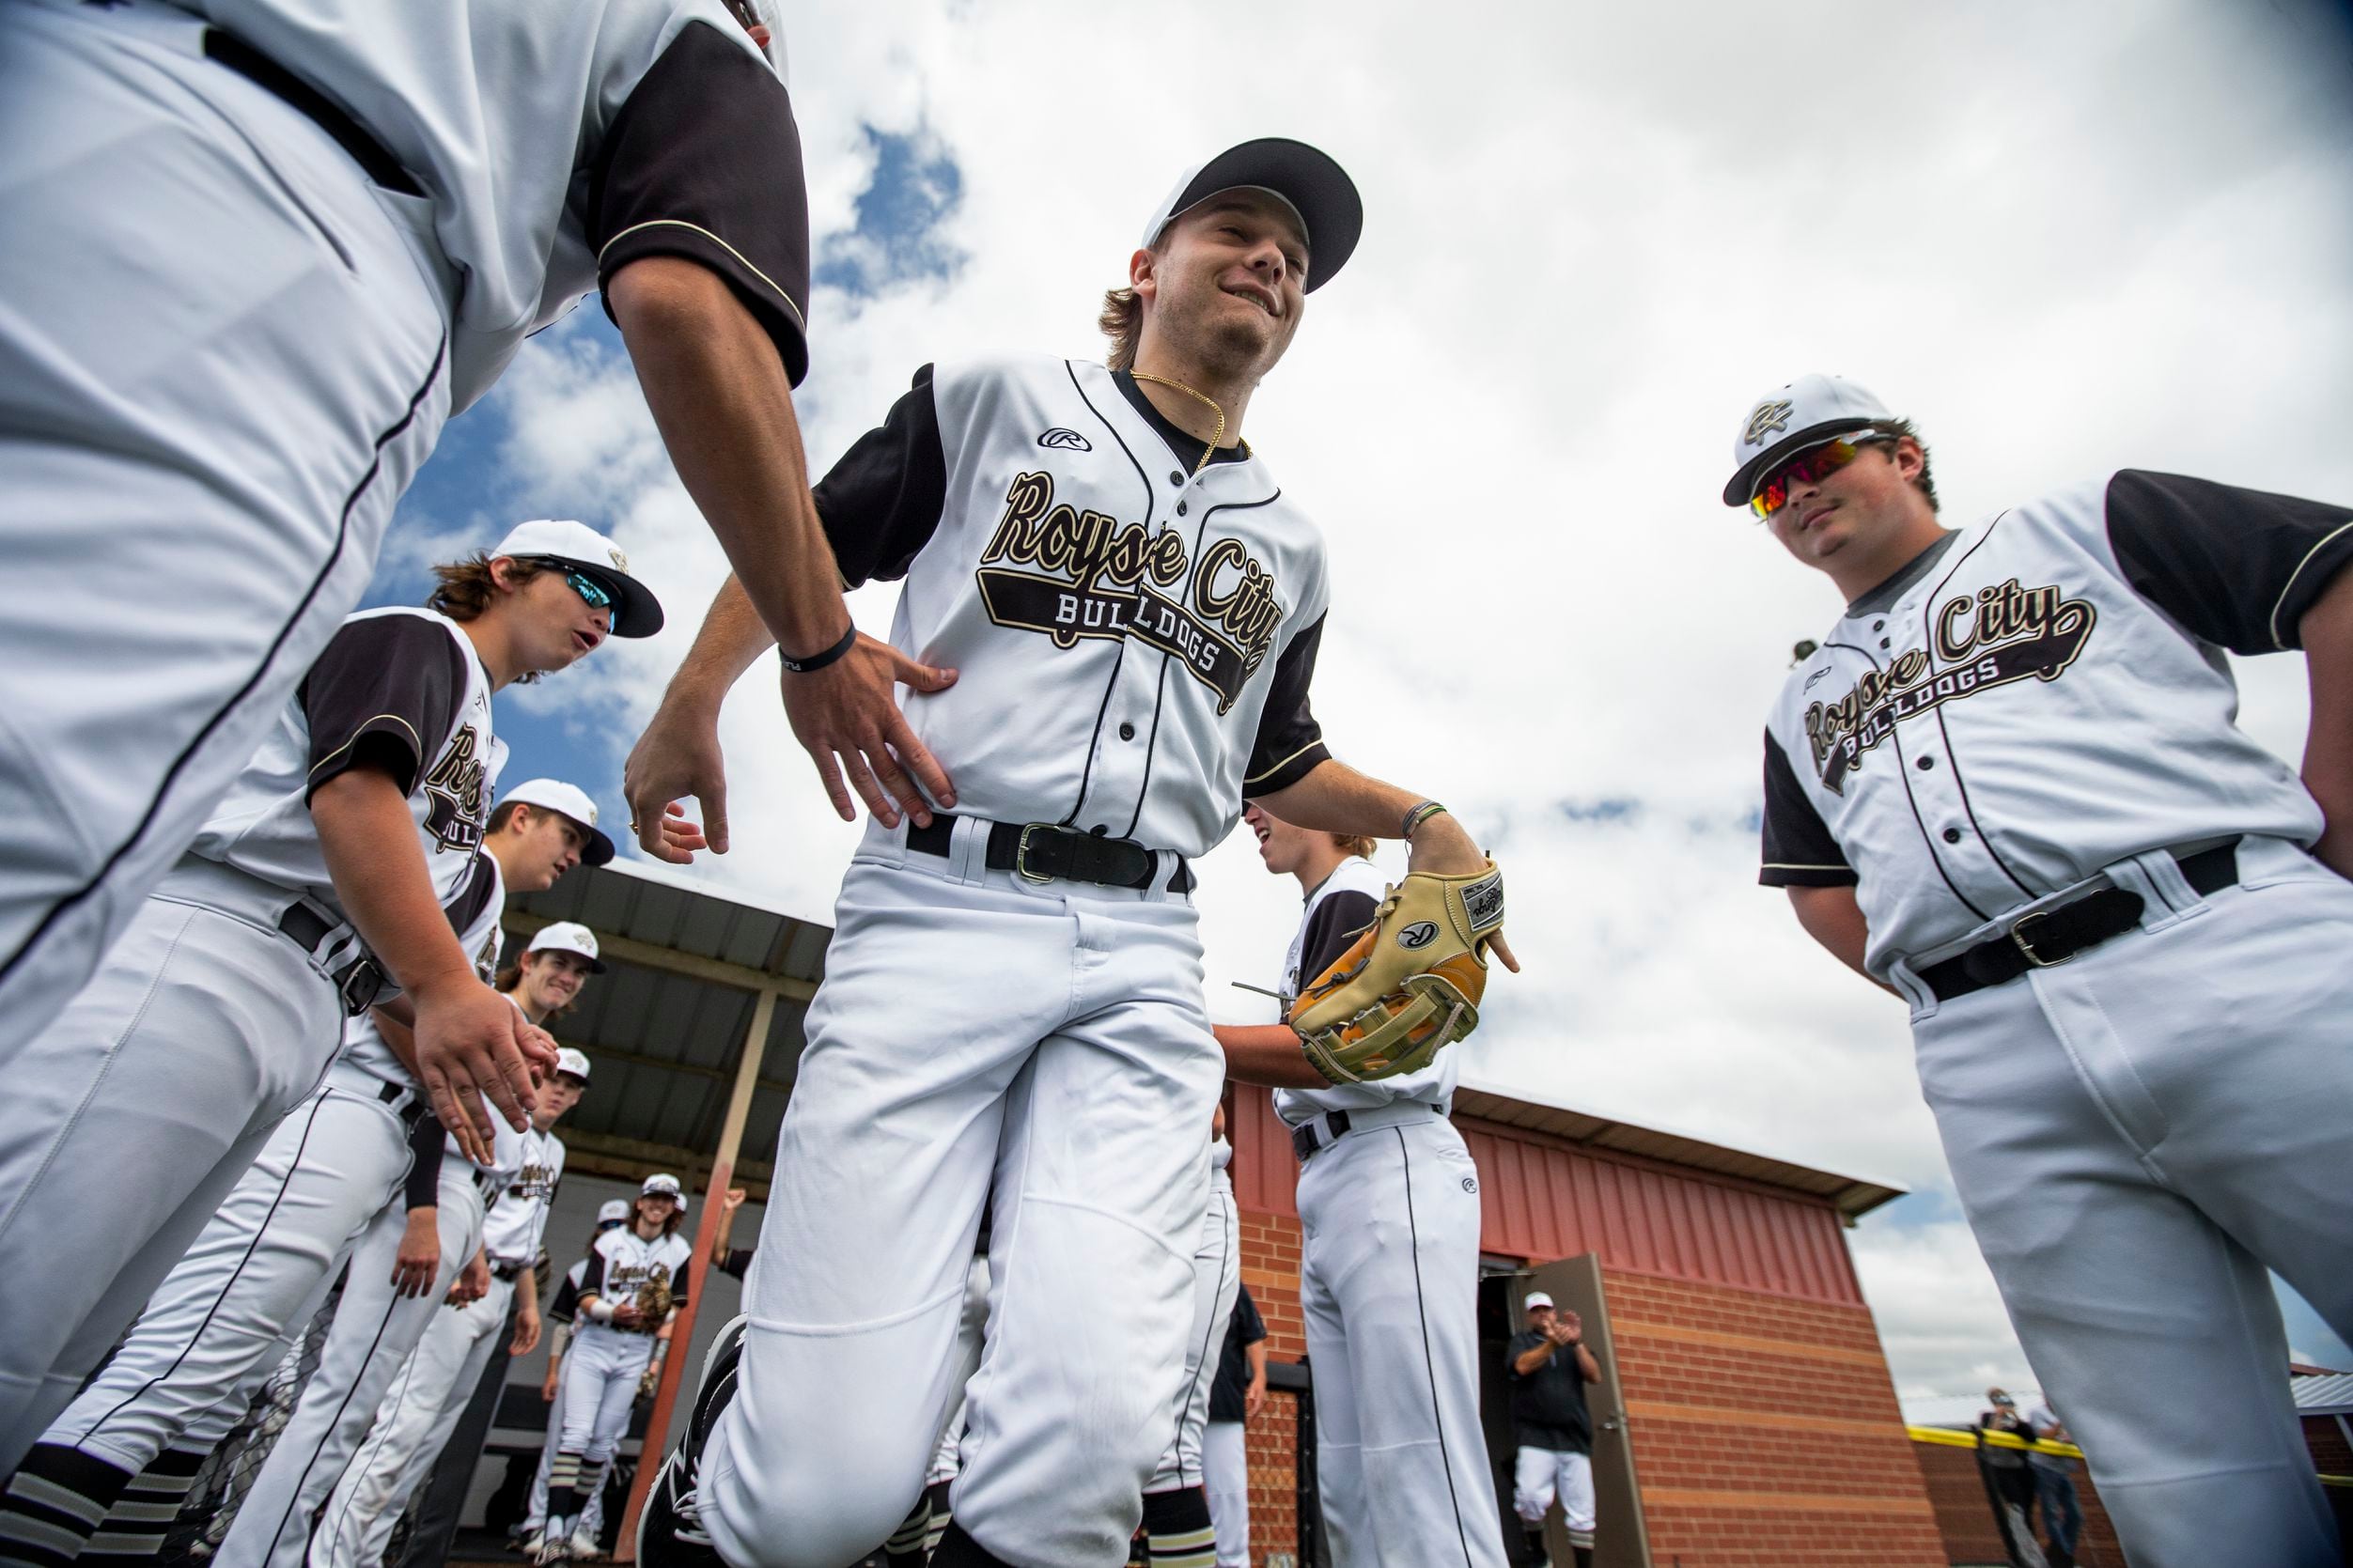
left=0, top=1445, right=135, bottom=1568
left=880, top=1493, right=929, bottom=1567
left=921, top=1480, right=952, bottom=1557
left=1141, top=1486, right=1215, bottom=1568
left=541, top=1452, right=585, bottom=1524
left=83, top=1448, right=206, bottom=1560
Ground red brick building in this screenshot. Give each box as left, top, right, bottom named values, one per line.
left=1225, top=1077, right=1943, bottom=1567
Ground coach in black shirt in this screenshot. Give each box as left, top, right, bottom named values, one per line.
left=1506, top=1292, right=1601, bottom=1568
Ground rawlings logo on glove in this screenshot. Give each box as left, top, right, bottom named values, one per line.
left=1289, top=860, right=1506, bottom=1084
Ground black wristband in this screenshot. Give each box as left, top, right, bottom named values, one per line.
left=779, top=623, right=858, bottom=675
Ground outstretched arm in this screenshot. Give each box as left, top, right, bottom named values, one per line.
left=1214, top=1023, right=1331, bottom=1090
left=2298, top=565, right=2353, bottom=879
left=1251, top=758, right=1488, bottom=877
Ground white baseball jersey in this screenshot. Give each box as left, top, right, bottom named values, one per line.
left=815, top=357, right=1333, bottom=857
left=1761, top=471, right=2353, bottom=974
left=1274, top=856, right=1458, bottom=1123
left=336, top=849, right=505, bottom=1092
left=191, top=607, right=506, bottom=920
left=577, top=1228, right=693, bottom=1332
left=480, top=1126, right=568, bottom=1266
left=165, top=0, right=810, bottom=408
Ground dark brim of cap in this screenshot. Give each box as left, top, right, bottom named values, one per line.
left=555, top=558, right=664, bottom=639
left=1722, top=417, right=1887, bottom=506
left=1170, top=138, right=1362, bottom=293
left=573, top=820, right=616, bottom=869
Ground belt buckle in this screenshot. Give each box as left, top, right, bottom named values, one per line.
left=2006, top=910, right=2070, bottom=969
left=1014, top=823, right=1056, bottom=883
left=338, top=959, right=387, bottom=1017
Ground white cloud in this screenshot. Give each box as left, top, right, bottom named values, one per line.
left=426, top=0, right=2353, bottom=1417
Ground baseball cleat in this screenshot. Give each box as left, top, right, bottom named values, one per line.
left=569, top=1526, right=600, bottom=1559
left=635, top=1315, right=747, bottom=1567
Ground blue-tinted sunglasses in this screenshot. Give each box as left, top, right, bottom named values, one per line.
left=536, top=559, right=615, bottom=611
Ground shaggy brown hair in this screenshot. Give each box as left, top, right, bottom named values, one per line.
left=1098, top=237, right=1169, bottom=371
left=427, top=552, right=552, bottom=622
left=1335, top=833, right=1379, bottom=860
left=1871, top=417, right=1939, bottom=513
left=495, top=948, right=581, bottom=1021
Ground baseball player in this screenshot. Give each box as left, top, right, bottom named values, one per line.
left=0, top=520, right=644, bottom=1478
left=1199, top=1282, right=1267, bottom=1568
left=626, top=137, right=1509, bottom=1568
left=1733, top=373, right=2353, bottom=1568
left=308, top=923, right=603, bottom=1568
left=1136, top=1112, right=1243, bottom=1568
left=534, top=1177, right=694, bottom=1562
left=0, top=772, right=607, bottom=1563
left=0, top=0, right=950, bottom=1076
left=518, top=1203, right=636, bottom=1553
left=1215, top=804, right=1509, bottom=1568
left=1505, top=1293, right=1601, bottom=1568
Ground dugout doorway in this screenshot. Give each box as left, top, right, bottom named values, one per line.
left=1478, top=1255, right=1651, bottom=1568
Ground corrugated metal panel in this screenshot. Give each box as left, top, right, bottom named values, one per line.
left=2294, top=1373, right=2353, bottom=1414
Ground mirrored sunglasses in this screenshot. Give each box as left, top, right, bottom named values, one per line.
left=1748, top=431, right=1887, bottom=520
left=537, top=560, right=615, bottom=610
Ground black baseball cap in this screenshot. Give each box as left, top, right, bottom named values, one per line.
left=1140, top=138, right=1363, bottom=292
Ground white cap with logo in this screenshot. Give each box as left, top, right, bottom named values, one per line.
left=489, top=519, right=664, bottom=638
left=554, top=1046, right=592, bottom=1082
left=1523, top=1291, right=1555, bottom=1312
left=499, top=779, right=615, bottom=865
left=528, top=922, right=606, bottom=974
left=642, top=1172, right=690, bottom=1214
left=1722, top=374, right=1896, bottom=506
left=596, top=1199, right=631, bottom=1226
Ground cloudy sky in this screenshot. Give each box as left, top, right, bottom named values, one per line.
left=369, top=0, right=2353, bottom=1421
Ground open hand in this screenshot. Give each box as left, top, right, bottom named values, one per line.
left=392, top=1210, right=440, bottom=1298
left=416, top=977, right=543, bottom=1158
left=778, top=634, right=958, bottom=829
left=625, top=697, right=731, bottom=862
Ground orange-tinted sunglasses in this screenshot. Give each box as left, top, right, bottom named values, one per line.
left=1749, top=431, right=1888, bottom=520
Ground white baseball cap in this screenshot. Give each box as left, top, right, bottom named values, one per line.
left=1722, top=374, right=1896, bottom=506
left=499, top=779, right=615, bottom=866
left=1523, top=1291, right=1555, bottom=1312
left=596, top=1199, right=631, bottom=1226
left=642, top=1172, right=689, bottom=1214
left=528, top=922, right=607, bottom=974
left=489, top=519, right=663, bottom=639
left=1140, top=138, right=1363, bottom=293
left=554, top=1046, right=592, bottom=1083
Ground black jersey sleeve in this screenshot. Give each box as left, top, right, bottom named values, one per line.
left=1759, top=729, right=1856, bottom=888
left=1299, top=888, right=1379, bottom=980
left=667, top=1253, right=693, bottom=1310
left=718, top=1247, right=756, bottom=1281
left=547, top=1270, right=581, bottom=1326
left=2105, top=470, right=2353, bottom=653
left=591, top=23, right=811, bottom=385
left=579, top=1246, right=610, bottom=1300
left=301, top=617, right=470, bottom=800
left=810, top=365, right=949, bottom=587
left=1242, top=613, right=1330, bottom=797
left=403, top=1115, right=445, bottom=1212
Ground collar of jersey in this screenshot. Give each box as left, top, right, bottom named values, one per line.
left=1113, top=371, right=1254, bottom=470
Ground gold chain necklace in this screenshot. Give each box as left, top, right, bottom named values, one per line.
left=1127, top=370, right=1230, bottom=474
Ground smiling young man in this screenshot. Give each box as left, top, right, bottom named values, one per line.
left=1732, top=374, right=2353, bottom=1568
left=0, top=768, right=615, bottom=1565
left=0, top=519, right=652, bottom=1483
left=626, top=139, right=1510, bottom=1568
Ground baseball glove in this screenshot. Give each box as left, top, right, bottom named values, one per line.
left=1289, top=859, right=1504, bottom=1084
left=631, top=1278, right=673, bottom=1333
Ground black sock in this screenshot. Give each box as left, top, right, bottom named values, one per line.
left=1140, top=1487, right=1214, bottom=1566
left=0, top=1445, right=138, bottom=1568
left=929, top=1519, right=1015, bottom=1568
left=1571, top=1547, right=1593, bottom=1568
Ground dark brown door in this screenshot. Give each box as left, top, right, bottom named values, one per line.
left=1510, top=1256, right=1650, bottom=1568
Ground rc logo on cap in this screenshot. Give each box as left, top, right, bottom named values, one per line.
left=609, top=547, right=629, bottom=570
left=1743, top=399, right=1795, bottom=447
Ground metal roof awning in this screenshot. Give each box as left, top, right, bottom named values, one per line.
left=2295, top=1372, right=2353, bottom=1416
left=1453, top=1074, right=1908, bottom=1220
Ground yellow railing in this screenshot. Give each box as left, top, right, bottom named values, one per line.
left=1905, top=1424, right=2353, bottom=1489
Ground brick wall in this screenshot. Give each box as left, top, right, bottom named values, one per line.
left=1910, top=1438, right=2122, bottom=1565
left=1601, top=1269, right=1947, bottom=1567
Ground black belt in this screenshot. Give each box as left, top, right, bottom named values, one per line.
left=1918, top=840, right=2239, bottom=1003
left=203, top=29, right=424, bottom=197
left=373, top=1078, right=430, bottom=1127
left=491, top=1260, right=527, bottom=1282
left=276, top=903, right=387, bottom=1018
left=907, top=815, right=1193, bottom=893
left=1290, top=1111, right=1351, bottom=1163
left=473, top=1169, right=499, bottom=1197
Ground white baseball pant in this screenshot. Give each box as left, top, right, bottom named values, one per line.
left=310, top=1273, right=516, bottom=1568
left=1297, top=1110, right=1508, bottom=1568
left=0, top=0, right=450, bottom=1060
left=0, top=884, right=348, bottom=1471
left=524, top=1380, right=608, bottom=1542
left=555, top=1325, right=656, bottom=1473
left=38, top=1065, right=421, bottom=1479
left=213, top=1165, right=489, bottom=1568
left=1200, top=1422, right=1250, bottom=1568
left=1511, top=1446, right=1596, bottom=1544
left=1899, top=836, right=2353, bottom=1568
left=700, top=833, right=1223, bottom=1568
left=1149, top=1173, right=1240, bottom=1492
